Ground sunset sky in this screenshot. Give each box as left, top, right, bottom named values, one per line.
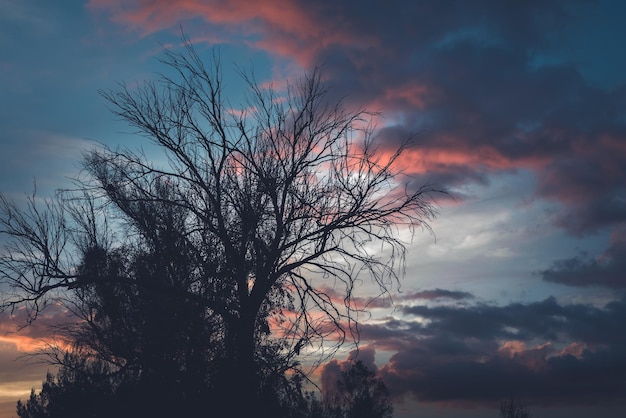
left=1, top=1, right=626, bottom=417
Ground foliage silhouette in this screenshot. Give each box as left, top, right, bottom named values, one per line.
left=16, top=354, right=121, bottom=418
left=313, top=360, right=393, bottom=418
left=1, top=37, right=438, bottom=416
left=499, top=397, right=531, bottom=418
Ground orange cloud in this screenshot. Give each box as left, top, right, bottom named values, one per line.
left=558, top=341, right=586, bottom=359
left=497, top=340, right=562, bottom=371
left=496, top=340, right=527, bottom=358
left=0, top=335, right=52, bottom=354
left=0, top=305, right=75, bottom=358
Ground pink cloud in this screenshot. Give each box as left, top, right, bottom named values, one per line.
left=87, top=0, right=370, bottom=66
left=377, top=145, right=514, bottom=178
left=496, top=340, right=553, bottom=371
left=558, top=341, right=586, bottom=359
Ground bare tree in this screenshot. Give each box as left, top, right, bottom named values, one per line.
left=1, top=38, right=438, bottom=414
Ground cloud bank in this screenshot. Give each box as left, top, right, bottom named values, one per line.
left=89, top=0, right=626, bottom=239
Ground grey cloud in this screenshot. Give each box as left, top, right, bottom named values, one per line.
left=401, top=288, right=474, bottom=301
left=541, top=235, right=626, bottom=288
left=403, top=297, right=626, bottom=346
left=380, top=344, right=626, bottom=405
left=551, top=193, right=626, bottom=236
left=355, top=296, right=626, bottom=405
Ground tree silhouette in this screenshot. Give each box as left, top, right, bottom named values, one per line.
left=308, top=360, right=393, bottom=418
left=336, top=360, right=393, bottom=418
left=1, top=37, right=438, bottom=416
left=500, top=397, right=531, bottom=418
left=16, top=354, right=121, bottom=418
left=66, top=182, right=218, bottom=413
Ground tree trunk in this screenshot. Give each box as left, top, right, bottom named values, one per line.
left=218, top=304, right=259, bottom=417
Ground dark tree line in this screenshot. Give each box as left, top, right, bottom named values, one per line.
left=16, top=357, right=392, bottom=418
left=1, top=37, right=437, bottom=417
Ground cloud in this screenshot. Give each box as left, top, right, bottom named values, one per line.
left=0, top=340, right=51, bottom=386
left=354, top=296, right=626, bottom=406
left=319, top=357, right=343, bottom=399
left=88, top=0, right=626, bottom=236
left=401, top=288, right=474, bottom=301
left=87, top=0, right=364, bottom=66
left=0, top=321, right=60, bottom=417
left=541, top=228, right=626, bottom=288
left=380, top=342, right=626, bottom=406
left=549, top=192, right=626, bottom=236
left=404, top=297, right=626, bottom=346
left=0, top=304, right=76, bottom=358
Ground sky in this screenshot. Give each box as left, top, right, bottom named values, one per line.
left=1, top=0, right=626, bottom=417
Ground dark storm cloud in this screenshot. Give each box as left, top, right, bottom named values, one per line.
left=541, top=229, right=626, bottom=288
left=403, top=297, right=626, bottom=346
left=357, top=297, right=626, bottom=405
left=551, top=194, right=626, bottom=236
left=358, top=319, right=426, bottom=353
left=298, top=0, right=626, bottom=237
left=380, top=343, right=626, bottom=405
